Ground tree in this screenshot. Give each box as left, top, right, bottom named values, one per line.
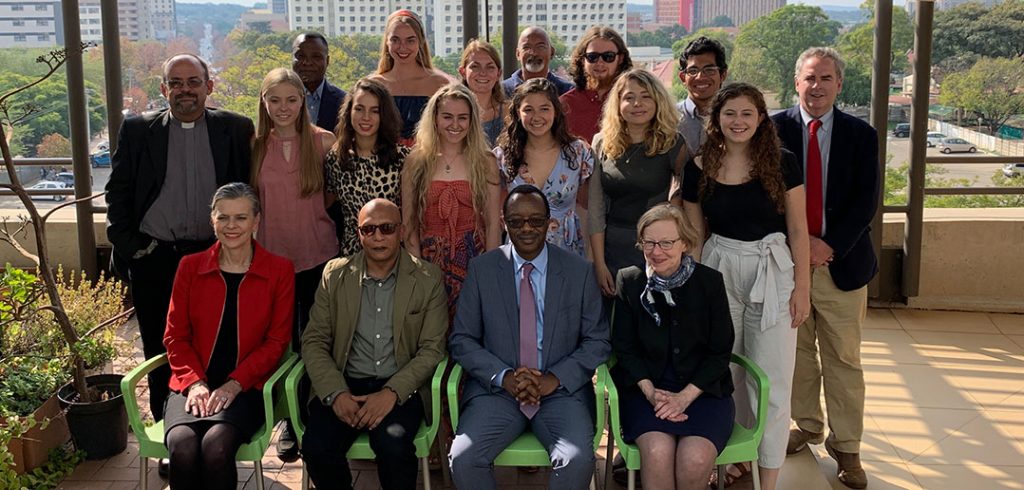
left=629, top=25, right=689, bottom=49
left=671, top=28, right=735, bottom=61
left=488, top=27, right=570, bottom=72
left=0, top=73, right=105, bottom=155
left=939, top=57, right=1024, bottom=135
left=35, top=133, right=71, bottom=158
left=833, top=3, right=914, bottom=106
left=707, top=15, right=734, bottom=28
left=730, top=5, right=840, bottom=106
left=932, top=1, right=1024, bottom=73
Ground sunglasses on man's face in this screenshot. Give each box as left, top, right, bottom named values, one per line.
left=584, top=51, right=619, bottom=64
left=357, top=223, right=400, bottom=236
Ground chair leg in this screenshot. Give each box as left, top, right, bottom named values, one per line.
left=140, top=457, right=148, bottom=490
left=421, top=456, right=432, bottom=490
left=603, top=432, right=615, bottom=490
left=589, top=474, right=597, bottom=490
left=627, top=469, right=636, bottom=490
left=302, top=462, right=310, bottom=490
left=752, top=461, right=762, bottom=490
left=255, top=460, right=265, bottom=490
left=718, top=464, right=725, bottom=490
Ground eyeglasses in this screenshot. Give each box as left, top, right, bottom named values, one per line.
left=682, top=66, right=722, bottom=78
left=637, top=238, right=681, bottom=251
left=357, top=223, right=400, bottom=236
left=505, top=217, right=549, bottom=229
left=165, top=78, right=206, bottom=90
left=584, top=51, right=619, bottom=64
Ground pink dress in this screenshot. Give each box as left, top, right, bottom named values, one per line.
left=257, top=128, right=338, bottom=272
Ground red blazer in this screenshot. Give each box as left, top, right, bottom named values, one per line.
left=164, top=240, right=295, bottom=393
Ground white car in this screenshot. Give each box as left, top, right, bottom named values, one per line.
left=926, top=132, right=946, bottom=147
left=28, top=181, right=67, bottom=201
left=937, top=137, right=977, bottom=154
left=1002, top=163, right=1024, bottom=178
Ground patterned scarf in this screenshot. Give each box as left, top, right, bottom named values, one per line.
left=641, top=255, right=696, bottom=326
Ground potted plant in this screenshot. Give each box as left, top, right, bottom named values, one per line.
left=0, top=46, right=134, bottom=461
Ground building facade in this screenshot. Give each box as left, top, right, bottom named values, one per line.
left=694, top=0, right=783, bottom=28
left=288, top=0, right=428, bottom=37
left=0, top=0, right=62, bottom=48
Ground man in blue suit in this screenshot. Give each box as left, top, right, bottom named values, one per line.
left=449, top=185, right=610, bottom=490
left=292, top=32, right=346, bottom=132
left=771, top=47, right=880, bottom=489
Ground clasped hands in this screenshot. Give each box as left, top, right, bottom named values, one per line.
left=502, top=367, right=560, bottom=406
left=331, top=388, right=397, bottom=431
left=638, top=379, right=692, bottom=423
left=185, top=379, right=242, bottom=418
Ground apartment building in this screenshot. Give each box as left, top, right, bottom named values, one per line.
left=288, top=0, right=428, bottom=36
left=0, top=0, right=61, bottom=48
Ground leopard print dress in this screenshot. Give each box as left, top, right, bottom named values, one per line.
left=325, top=145, right=410, bottom=257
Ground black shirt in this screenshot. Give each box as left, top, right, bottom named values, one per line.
left=681, top=149, right=802, bottom=241
left=205, top=271, right=244, bottom=388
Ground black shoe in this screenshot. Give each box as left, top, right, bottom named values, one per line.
left=157, top=458, right=170, bottom=478
left=276, top=420, right=299, bottom=462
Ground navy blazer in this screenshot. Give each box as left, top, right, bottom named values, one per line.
left=771, top=106, right=881, bottom=291
left=314, top=80, right=346, bottom=132
left=105, top=108, right=254, bottom=273
left=449, top=243, right=610, bottom=411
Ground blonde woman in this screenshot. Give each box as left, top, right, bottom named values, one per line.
left=370, top=9, right=450, bottom=144
left=458, top=39, right=506, bottom=146
left=401, top=83, right=501, bottom=321
left=589, top=68, right=686, bottom=297
left=250, top=68, right=336, bottom=333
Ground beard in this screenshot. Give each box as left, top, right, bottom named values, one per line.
left=524, top=57, right=546, bottom=74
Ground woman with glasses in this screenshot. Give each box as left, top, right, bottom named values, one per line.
left=401, top=83, right=502, bottom=322
left=325, top=78, right=409, bottom=257
left=589, top=69, right=687, bottom=297
left=370, top=9, right=450, bottom=145
left=611, top=203, right=735, bottom=490
left=496, top=78, right=594, bottom=257
left=457, top=39, right=506, bottom=146
left=560, top=26, right=632, bottom=144
left=680, top=83, right=810, bottom=490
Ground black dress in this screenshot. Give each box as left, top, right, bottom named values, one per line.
left=164, top=272, right=264, bottom=439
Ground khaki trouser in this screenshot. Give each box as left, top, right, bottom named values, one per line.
left=791, top=266, right=867, bottom=453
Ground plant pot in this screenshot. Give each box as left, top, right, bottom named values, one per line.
left=56, top=374, right=128, bottom=460
left=0, top=395, right=71, bottom=474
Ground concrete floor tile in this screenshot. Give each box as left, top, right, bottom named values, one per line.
left=909, top=411, right=1024, bottom=466
left=904, top=331, right=1024, bottom=366
left=893, top=309, right=1000, bottom=334
left=813, top=457, right=923, bottom=490
left=867, top=405, right=982, bottom=461
left=907, top=463, right=1024, bottom=490
left=990, top=313, right=1024, bottom=335
left=862, top=329, right=931, bottom=366
left=56, top=482, right=113, bottom=490
left=865, top=308, right=904, bottom=330
left=864, top=364, right=981, bottom=409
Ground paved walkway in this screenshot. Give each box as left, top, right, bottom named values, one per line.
left=56, top=308, right=1024, bottom=489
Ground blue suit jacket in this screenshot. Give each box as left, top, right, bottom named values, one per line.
left=771, top=106, right=881, bottom=291
left=314, top=80, right=346, bottom=132
left=449, top=243, right=610, bottom=411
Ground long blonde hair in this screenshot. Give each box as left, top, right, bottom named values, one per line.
left=458, top=39, right=504, bottom=116
left=404, top=83, right=494, bottom=230
left=600, top=68, right=681, bottom=160
left=251, top=68, right=323, bottom=197
left=377, top=10, right=433, bottom=74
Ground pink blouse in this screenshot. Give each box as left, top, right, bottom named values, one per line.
left=257, top=127, right=338, bottom=272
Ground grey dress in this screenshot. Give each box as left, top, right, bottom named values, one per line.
left=588, top=132, right=687, bottom=275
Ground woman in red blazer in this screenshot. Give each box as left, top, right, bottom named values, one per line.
left=162, top=182, right=294, bottom=489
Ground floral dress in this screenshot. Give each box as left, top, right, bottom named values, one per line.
left=325, top=145, right=410, bottom=257
left=420, top=180, right=484, bottom=325
left=498, top=139, right=593, bottom=257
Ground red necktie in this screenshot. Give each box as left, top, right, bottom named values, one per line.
left=806, top=119, right=823, bottom=237
left=518, top=262, right=539, bottom=419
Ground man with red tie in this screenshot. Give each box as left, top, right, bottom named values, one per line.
left=448, top=185, right=610, bottom=490
left=771, top=47, right=880, bottom=489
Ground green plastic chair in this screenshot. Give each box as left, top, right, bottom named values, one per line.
left=598, top=353, right=770, bottom=490
left=121, top=351, right=298, bottom=490
left=284, top=356, right=448, bottom=490
left=446, top=362, right=604, bottom=490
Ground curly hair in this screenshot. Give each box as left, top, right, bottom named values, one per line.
left=699, top=82, right=786, bottom=213
left=497, top=78, right=579, bottom=184
left=568, top=26, right=632, bottom=90
left=599, top=69, right=680, bottom=160
left=330, top=78, right=404, bottom=171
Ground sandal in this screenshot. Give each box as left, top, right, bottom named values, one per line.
left=708, top=463, right=753, bottom=488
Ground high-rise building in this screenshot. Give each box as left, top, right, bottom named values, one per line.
left=76, top=0, right=174, bottom=42
left=654, top=0, right=694, bottom=30
left=0, top=0, right=62, bottom=48
left=79, top=0, right=103, bottom=43
left=271, top=0, right=288, bottom=15
left=288, top=0, right=428, bottom=37
left=150, top=0, right=176, bottom=40
left=694, top=0, right=783, bottom=28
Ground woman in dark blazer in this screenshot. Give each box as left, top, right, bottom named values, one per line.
left=611, top=203, right=735, bottom=490
left=162, top=183, right=294, bottom=489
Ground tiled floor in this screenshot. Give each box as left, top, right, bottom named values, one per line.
left=57, top=308, right=1024, bottom=489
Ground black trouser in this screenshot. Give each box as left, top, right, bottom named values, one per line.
left=293, top=261, right=328, bottom=352
left=302, top=376, right=424, bottom=490
left=130, top=239, right=211, bottom=421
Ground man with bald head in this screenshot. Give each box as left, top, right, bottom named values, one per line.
left=106, top=54, right=253, bottom=454
left=502, top=26, right=574, bottom=97
left=301, top=199, right=448, bottom=489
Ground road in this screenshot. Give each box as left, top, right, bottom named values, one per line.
left=0, top=166, right=111, bottom=210
left=884, top=136, right=1007, bottom=185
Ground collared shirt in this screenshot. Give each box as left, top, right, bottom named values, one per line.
left=502, top=69, right=575, bottom=98
left=140, top=113, right=217, bottom=242
left=493, top=244, right=550, bottom=388
left=799, top=106, right=835, bottom=235
left=344, top=259, right=399, bottom=379
left=560, top=88, right=608, bottom=145
left=676, top=96, right=708, bottom=162
left=305, top=79, right=326, bottom=125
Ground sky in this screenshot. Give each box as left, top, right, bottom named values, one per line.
left=177, top=0, right=905, bottom=6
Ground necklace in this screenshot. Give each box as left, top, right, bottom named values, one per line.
left=623, top=144, right=643, bottom=165
left=441, top=152, right=461, bottom=174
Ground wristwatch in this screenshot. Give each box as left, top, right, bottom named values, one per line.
left=323, top=390, right=341, bottom=406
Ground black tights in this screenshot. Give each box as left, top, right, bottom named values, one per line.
left=166, top=422, right=244, bottom=490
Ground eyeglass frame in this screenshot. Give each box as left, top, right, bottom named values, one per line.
left=637, top=238, right=682, bottom=252
left=164, top=77, right=207, bottom=90
left=681, top=65, right=722, bottom=78
left=583, top=51, right=620, bottom=64
left=357, top=222, right=401, bottom=236
left=504, top=217, right=550, bottom=230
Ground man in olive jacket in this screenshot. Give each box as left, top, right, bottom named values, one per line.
left=301, top=199, right=448, bottom=490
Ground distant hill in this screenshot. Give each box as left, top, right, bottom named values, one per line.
left=820, top=5, right=869, bottom=26
left=175, top=2, right=248, bottom=40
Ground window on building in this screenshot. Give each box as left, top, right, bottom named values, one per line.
left=306, top=6, right=312, bottom=12
left=35, top=4, right=47, bottom=11
left=295, top=16, right=301, bottom=22
left=295, top=6, right=300, bottom=12
left=319, top=16, right=324, bottom=21
left=37, top=20, right=49, bottom=26
left=307, top=15, right=312, bottom=21
left=318, top=6, right=323, bottom=11
left=11, top=5, right=23, bottom=11
left=14, top=35, right=26, bottom=41
left=38, top=34, right=48, bottom=41
left=13, top=20, right=24, bottom=26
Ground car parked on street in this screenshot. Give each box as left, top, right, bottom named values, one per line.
left=892, top=123, right=910, bottom=137
left=90, top=150, right=111, bottom=168
left=28, top=181, right=67, bottom=201
left=926, top=132, right=946, bottom=147
left=1002, top=163, right=1024, bottom=178
left=937, top=137, right=977, bottom=154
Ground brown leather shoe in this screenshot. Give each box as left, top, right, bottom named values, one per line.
left=825, top=439, right=868, bottom=489
left=786, top=427, right=825, bottom=454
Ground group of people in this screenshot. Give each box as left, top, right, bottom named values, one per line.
left=105, top=8, right=880, bottom=490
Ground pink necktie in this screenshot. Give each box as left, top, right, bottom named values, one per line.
left=518, top=262, right=539, bottom=419
left=806, top=119, right=824, bottom=237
